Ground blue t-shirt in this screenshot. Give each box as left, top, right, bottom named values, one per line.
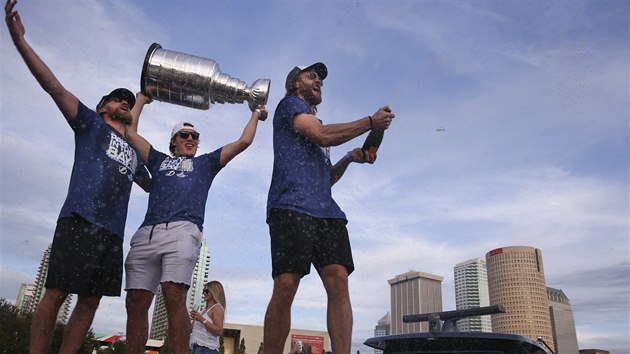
left=141, top=147, right=223, bottom=231
left=58, top=101, right=150, bottom=239
left=267, top=96, right=346, bottom=220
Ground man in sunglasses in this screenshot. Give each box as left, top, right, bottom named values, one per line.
left=264, top=63, right=395, bottom=354
left=122, top=92, right=267, bottom=354
left=4, top=1, right=151, bottom=352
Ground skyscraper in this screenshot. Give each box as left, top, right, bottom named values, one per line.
left=453, top=258, right=492, bottom=332
left=372, top=312, right=390, bottom=354
left=548, top=287, right=579, bottom=354
left=486, top=246, right=554, bottom=350
left=388, top=270, right=443, bottom=334
left=149, top=237, right=211, bottom=340
left=15, top=282, right=36, bottom=312
left=28, top=244, right=72, bottom=323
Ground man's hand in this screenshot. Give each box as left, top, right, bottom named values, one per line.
left=5, top=0, right=25, bottom=41
left=348, top=147, right=376, bottom=164
left=135, top=91, right=153, bottom=106
left=371, top=105, right=395, bottom=131
left=255, top=106, right=268, bottom=121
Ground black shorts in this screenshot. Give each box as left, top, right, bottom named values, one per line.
left=46, top=214, right=123, bottom=297
left=267, top=208, right=354, bottom=278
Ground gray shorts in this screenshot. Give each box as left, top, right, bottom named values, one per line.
left=125, top=221, right=202, bottom=294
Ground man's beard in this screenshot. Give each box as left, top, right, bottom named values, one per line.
left=299, top=85, right=322, bottom=106
left=110, top=109, right=132, bottom=125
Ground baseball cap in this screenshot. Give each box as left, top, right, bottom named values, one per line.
left=171, top=122, right=197, bottom=139
left=96, top=88, right=136, bottom=111
left=284, top=62, right=328, bottom=93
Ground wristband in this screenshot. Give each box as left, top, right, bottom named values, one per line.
left=345, top=151, right=352, bottom=163
left=368, top=115, right=374, bottom=128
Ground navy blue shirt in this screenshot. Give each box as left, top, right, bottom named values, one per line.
left=267, top=96, right=346, bottom=220
left=58, top=102, right=150, bottom=239
left=141, top=147, right=223, bottom=231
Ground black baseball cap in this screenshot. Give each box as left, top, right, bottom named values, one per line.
left=96, top=88, right=136, bottom=111
left=285, top=62, right=328, bottom=94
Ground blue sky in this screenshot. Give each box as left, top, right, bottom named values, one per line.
left=1, top=1, right=628, bottom=353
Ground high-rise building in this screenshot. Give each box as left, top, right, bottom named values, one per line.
left=548, top=287, right=579, bottom=354
left=149, top=237, right=211, bottom=340
left=453, top=258, right=492, bottom=332
left=372, top=312, right=390, bottom=354
left=486, top=246, right=554, bottom=350
left=15, top=282, right=36, bottom=312
left=388, top=270, right=443, bottom=334
left=27, top=244, right=72, bottom=323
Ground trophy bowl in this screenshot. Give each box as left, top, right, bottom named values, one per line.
left=141, top=43, right=270, bottom=111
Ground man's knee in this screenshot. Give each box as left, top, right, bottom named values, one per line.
left=41, top=288, right=70, bottom=307
left=75, top=295, right=102, bottom=313
left=126, top=290, right=153, bottom=313
left=273, top=273, right=301, bottom=293
left=321, top=265, right=349, bottom=293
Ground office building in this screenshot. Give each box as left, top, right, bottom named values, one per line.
left=27, top=244, right=72, bottom=323
left=15, top=282, right=36, bottom=312
left=149, top=237, right=211, bottom=340
left=388, top=270, right=443, bottom=334
left=486, top=246, right=554, bottom=350
left=453, top=258, right=492, bottom=332
left=372, top=312, right=391, bottom=354
left=548, top=287, right=579, bottom=354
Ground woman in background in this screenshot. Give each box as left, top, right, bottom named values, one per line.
left=190, top=281, right=226, bottom=354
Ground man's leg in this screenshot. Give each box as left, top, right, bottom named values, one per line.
left=125, top=289, right=154, bottom=354
left=263, top=273, right=301, bottom=354
left=29, top=288, right=68, bottom=354
left=321, top=264, right=352, bottom=354
left=162, top=281, right=191, bottom=354
left=58, top=295, right=101, bottom=354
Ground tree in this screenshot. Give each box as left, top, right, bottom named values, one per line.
left=161, top=335, right=173, bottom=354
left=238, top=337, right=247, bottom=354
left=0, top=297, right=95, bottom=354
left=257, top=341, right=263, bottom=354
left=0, top=298, right=31, bottom=352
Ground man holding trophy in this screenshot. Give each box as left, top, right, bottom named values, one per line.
left=264, top=63, right=395, bottom=354
left=123, top=91, right=267, bottom=354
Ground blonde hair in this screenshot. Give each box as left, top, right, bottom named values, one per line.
left=205, top=281, right=226, bottom=310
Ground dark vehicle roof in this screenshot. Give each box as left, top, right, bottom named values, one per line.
left=364, top=332, right=549, bottom=354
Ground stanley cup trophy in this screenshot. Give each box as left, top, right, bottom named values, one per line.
left=141, top=43, right=270, bottom=113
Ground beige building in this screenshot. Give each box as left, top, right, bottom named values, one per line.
left=222, top=323, right=329, bottom=354
left=486, top=246, right=555, bottom=350
left=388, top=270, right=443, bottom=334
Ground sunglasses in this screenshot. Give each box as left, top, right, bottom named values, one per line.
left=306, top=72, right=320, bottom=81
left=176, top=131, right=200, bottom=140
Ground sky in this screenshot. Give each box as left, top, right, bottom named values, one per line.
left=0, top=0, right=628, bottom=353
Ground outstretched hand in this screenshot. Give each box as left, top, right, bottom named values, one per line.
left=5, top=0, right=25, bottom=40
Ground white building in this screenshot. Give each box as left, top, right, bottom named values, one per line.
left=453, top=258, right=492, bottom=332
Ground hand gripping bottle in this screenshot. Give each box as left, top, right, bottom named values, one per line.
left=362, top=128, right=384, bottom=160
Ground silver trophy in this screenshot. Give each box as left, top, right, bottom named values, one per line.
left=141, top=43, right=270, bottom=112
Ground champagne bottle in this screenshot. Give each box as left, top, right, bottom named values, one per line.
left=362, top=129, right=384, bottom=160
